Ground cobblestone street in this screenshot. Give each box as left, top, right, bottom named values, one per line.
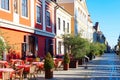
left=37, top=53, right=120, bottom=80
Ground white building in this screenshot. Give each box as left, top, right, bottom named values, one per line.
left=87, top=15, right=94, bottom=42
left=56, top=6, right=72, bottom=55
left=56, top=0, right=94, bottom=41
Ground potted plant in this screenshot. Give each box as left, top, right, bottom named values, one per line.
left=63, top=53, right=70, bottom=70
left=44, top=52, right=54, bottom=79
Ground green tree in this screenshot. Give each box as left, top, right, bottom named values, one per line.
left=63, top=34, right=89, bottom=59
left=90, top=42, right=106, bottom=56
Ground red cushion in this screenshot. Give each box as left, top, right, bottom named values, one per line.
left=0, top=72, right=2, bottom=79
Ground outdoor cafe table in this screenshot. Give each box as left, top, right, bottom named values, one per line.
left=10, top=59, right=24, bottom=65
left=32, top=62, right=44, bottom=73
left=0, top=68, right=15, bottom=79
left=0, top=61, right=8, bottom=64
left=32, top=62, right=44, bottom=68
left=32, top=62, right=44, bottom=66
left=16, top=64, right=31, bottom=72
left=0, top=61, right=8, bottom=68
left=16, top=64, right=31, bottom=78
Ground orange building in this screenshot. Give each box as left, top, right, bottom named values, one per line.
left=0, top=0, right=56, bottom=60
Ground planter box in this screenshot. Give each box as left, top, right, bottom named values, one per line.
left=45, top=69, right=53, bottom=79
left=69, top=60, right=78, bottom=68
left=63, top=63, right=69, bottom=70
left=77, top=58, right=84, bottom=65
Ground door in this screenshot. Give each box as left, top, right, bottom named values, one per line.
left=45, top=38, right=53, bottom=57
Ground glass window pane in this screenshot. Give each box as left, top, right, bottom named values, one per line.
left=63, top=20, right=65, bottom=32
left=22, top=0, right=28, bottom=17
left=1, top=0, right=5, bottom=9
left=46, top=11, right=50, bottom=26
left=67, top=23, right=69, bottom=33
left=58, top=18, right=60, bottom=30
left=6, top=0, right=9, bottom=10
left=1, top=0, right=9, bottom=10
left=37, top=6, right=41, bottom=23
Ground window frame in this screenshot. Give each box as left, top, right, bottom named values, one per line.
left=46, top=10, right=51, bottom=27
left=21, top=0, right=28, bottom=18
left=63, top=20, right=65, bottom=32
left=67, top=22, right=69, bottom=33
left=58, top=41, right=62, bottom=54
left=36, top=5, right=42, bottom=24
left=58, top=17, right=60, bottom=30
left=0, top=0, right=10, bottom=12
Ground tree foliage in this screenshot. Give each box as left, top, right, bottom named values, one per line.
left=90, top=42, right=106, bottom=56
left=63, top=34, right=107, bottom=59
left=63, top=34, right=90, bottom=59
left=63, top=53, right=70, bottom=64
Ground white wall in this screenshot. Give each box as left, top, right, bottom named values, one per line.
left=56, top=7, right=71, bottom=55
left=74, top=0, right=88, bottom=39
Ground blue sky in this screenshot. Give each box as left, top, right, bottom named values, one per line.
left=86, top=0, right=120, bottom=48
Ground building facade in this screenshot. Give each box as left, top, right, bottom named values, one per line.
left=56, top=0, right=93, bottom=41
left=87, top=15, right=94, bottom=42
left=93, top=22, right=106, bottom=44
left=0, top=0, right=56, bottom=60
left=56, top=6, right=71, bottom=55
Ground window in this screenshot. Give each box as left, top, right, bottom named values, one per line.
left=63, top=20, right=65, bottom=32
left=36, top=5, right=41, bottom=23
left=46, top=11, right=50, bottom=26
left=58, top=18, right=60, bottom=30
left=1, top=0, right=9, bottom=10
left=22, top=0, right=28, bottom=17
left=67, top=23, right=69, bottom=33
left=58, top=41, right=61, bottom=54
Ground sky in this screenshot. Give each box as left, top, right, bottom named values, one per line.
left=86, top=0, right=120, bottom=48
